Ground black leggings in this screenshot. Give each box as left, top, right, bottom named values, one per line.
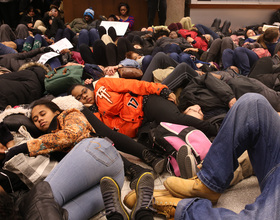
left=81, top=108, right=147, bottom=159
left=79, top=41, right=108, bottom=66
left=79, top=37, right=134, bottom=66
left=142, top=95, right=218, bottom=137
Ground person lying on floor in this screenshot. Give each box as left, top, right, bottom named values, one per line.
left=122, top=93, right=278, bottom=219
left=69, top=77, right=219, bottom=140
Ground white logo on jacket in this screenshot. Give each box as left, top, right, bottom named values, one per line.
left=96, top=86, right=112, bottom=104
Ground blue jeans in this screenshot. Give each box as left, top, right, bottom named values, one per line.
left=169, top=52, right=198, bottom=70
left=175, top=93, right=280, bottom=219
left=222, top=47, right=259, bottom=76
left=78, top=28, right=100, bottom=49
left=0, top=42, right=17, bottom=55
left=45, top=138, right=124, bottom=220
left=195, top=24, right=220, bottom=40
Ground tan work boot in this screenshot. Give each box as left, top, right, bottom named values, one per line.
left=124, top=189, right=182, bottom=219
left=163, top=176, right=221, bottom=204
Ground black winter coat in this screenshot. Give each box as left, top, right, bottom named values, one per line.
left=0, top=48, right=46, bottom=71
left=0, top=66, right=46, bottom=110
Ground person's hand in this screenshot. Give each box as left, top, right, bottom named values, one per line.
left=104, top=65, right=120, bottom=76
left=84, top=78, right=93, bottom=85
left=60, top=49, right=71, bottom=54
left=186, top=37, right=194, bottom=43
left=184, top=47, right=198, bottom=52
left=64, top=62, right=84, bottom=67
left=45, top=36, right=54, bottom=45
left=229, top=98, right=237, bottom=108
left=66, top=24, right=71, bottom=30
left=196, top=70, right=205, bottom=76
left=115, top=15, right=120, bottom=20
left=168, top=93, right=177, bottom=105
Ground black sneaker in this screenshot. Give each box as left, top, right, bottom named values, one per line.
left=142, top=149, right=166, bottom=174
left=130, top=172, right=155, bottom=220
left=126, top=164, right=153, bottom=190
left=100, top=176, right=129, bottom=220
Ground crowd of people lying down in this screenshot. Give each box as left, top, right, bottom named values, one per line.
left=1, top=2, right=280, bottom=219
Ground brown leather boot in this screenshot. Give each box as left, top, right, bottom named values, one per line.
left=164, top=176, right=221, bottom=204
left=123, top=189, right=182, bottom=219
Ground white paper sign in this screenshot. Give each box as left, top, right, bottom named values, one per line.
left=49, top=38, right=73, bottom=53
left=38, top=52, right=60, bottom=64
left=100, top=21, right=129, bottom=36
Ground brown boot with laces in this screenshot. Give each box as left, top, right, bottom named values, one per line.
left=163, top=176, right=221, bottom=204
left=124, top=189, right=182, bottom=219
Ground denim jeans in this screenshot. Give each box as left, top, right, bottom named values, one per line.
left=0, top=42, right=17, bottom=55
left=175, top=93, right=280, bottom=219
left=222, top=47, right=259, bottom=76
left=78, top=28, right=100, bottom=49
left=45, top=138, right=124, bottom=220
left=169, top=52, right=198, bottom=70
left=195, top=24, right=220, bottom=40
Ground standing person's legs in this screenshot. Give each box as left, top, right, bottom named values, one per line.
left=175, top=93, right=280, bottom=219
left=158, top=0, right=167, bottom=25
left=147, top=0, right=157, bottom=27
left=45, top=138, right=124, bottom=220
left=142, top=52, right=178, bottom=82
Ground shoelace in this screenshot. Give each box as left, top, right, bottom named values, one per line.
left=139, top=186, right=157, bottom=212
left=142, top=150, right=155, bottom=163
left=102, top=190, right=116, bottom=215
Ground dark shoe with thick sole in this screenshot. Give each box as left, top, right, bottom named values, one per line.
left=100, top=176, right=129, bottom=220
left=130, top=172, right=155, bottom=220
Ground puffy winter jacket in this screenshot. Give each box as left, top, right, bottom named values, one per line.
left=93, top=77, right=168, bottom=137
